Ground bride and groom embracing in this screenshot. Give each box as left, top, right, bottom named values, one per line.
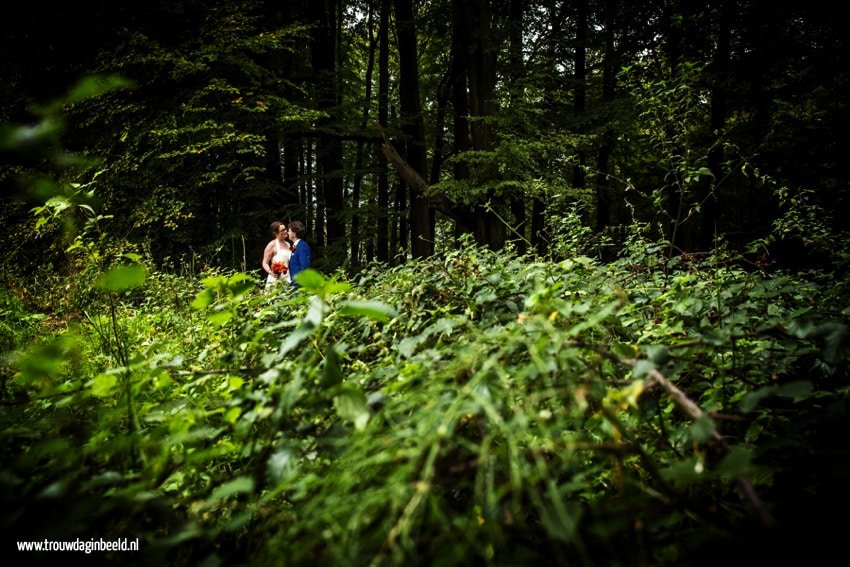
left=262, top=220, right=312, bottom=291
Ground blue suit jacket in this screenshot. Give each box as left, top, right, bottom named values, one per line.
left=288, top=239, right=312, bottom=287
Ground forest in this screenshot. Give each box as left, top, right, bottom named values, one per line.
left=1, top=0, right=848, bottom=565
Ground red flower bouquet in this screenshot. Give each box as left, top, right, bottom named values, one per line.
left=271, top=261, right=288, bottom=275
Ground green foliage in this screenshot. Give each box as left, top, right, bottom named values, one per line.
left=3, top=233, right=847, bottom=565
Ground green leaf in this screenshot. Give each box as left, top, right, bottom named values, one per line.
left=689, top=414, right=716, bottom=443
left=201, top=275, right=228, bottom=289
left=323, top=345, right=343, bottom=387
left=740, top=385, right=778, bottom=413
left=90, top=372, right=118, bottom=397
left=279, top=321, right=316, bottom=356
left=267, top=449, right=298, bottom=484
left=716, top=446, right=754, bottom=480
left=338, top=300, right=398, bottom=322
left=646, top=345, right=670, bottom=365
left=294, top=269, right=326, bottom=290
left=191, top=288, right=215, bottom=310
left=632, top=359, right=656, bottom=378
left=96, top=265, right=146, bottom=291
left=660, top=457, right=704, bottom=485
left=611, top=341, right=639, bottom=359
left=398, top=336, right=424, bottom=359
left=65, top=74, right=134, bottom=105
left=776, top=381, right=813, bottom=401
left=334, top=386, right=370, bottom=431
left=224, top=407, right=242, bottom=424
left=323, top=281, right=352, bottom=296
left=206, top=476, right=254, bottom=503
left=207, top=309, right=234, bottom=327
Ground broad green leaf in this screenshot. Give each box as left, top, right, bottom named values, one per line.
left=632, top=359, right=656, bottom=378
left=398, top=336, right=424, bottom=359
left=191, top=288, right=215, bottom=310
left=224, top=407, right=242, bottom=424
left=228, top=272, right=254, bottom=285
left=229, top=281, right=255, bottom=299
left=66, top=74, right=134, bottom=105
left=334, top=386, right=370, bottom=431
left=323, top=281, right=352, bottom=296
left=96, top=265, right=146, bottom=291
left=201, top=275, right=228, bottom=289
left=90, top=372, right=118, bottom=397
left=294, top=269, right=326, bottom=290
left=267, top=448, right=298, bottom=484
left=207, top=309, right=234, bottom=327
left=423, top=317, right=462, bottom=338
left=305, top=296, right=328, bottom=326
left=338, top=300, right=398, bottom=322
left=777, top=381, right=813, bottom=401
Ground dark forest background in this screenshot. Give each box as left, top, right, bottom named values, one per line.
left=2, top=0, right=847, bottom=277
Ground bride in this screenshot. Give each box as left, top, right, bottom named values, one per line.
left=262, top=221, right=292, bottom=290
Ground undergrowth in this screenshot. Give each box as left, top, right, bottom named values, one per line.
left=2, top=236, right=849, bottom=566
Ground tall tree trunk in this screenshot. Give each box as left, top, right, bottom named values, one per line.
left=376, top=0, right=391, bottom=263
left=508, top=0, right=527, bottom=253
left=350, top=4, right=377, bottom=274
left=467, top=0, right=503, bottom=250
left=311, top=0, right=344, bottom=268
left=595, top=0, right=615, bottom=232
left=533, top=0, right=563, bottom=256
left=394, top=0, right=433, bottom=258
left=451, top=0, right=473, bottom=239
left=572, top=0, right=587, bottom=192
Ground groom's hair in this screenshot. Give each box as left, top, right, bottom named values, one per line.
left=289, top=220, right=306, bottom=239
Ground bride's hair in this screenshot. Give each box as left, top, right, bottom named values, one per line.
left=269, top=221, right=285, bottom=236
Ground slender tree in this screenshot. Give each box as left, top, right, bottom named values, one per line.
left=376, top=0, right=391, bottom=263
left=394, top=0, right=433, bottom=258
left=310, top=0, right=345, bottom=268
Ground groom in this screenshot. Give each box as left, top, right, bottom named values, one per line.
left=287, top=220, right=312, bottom=288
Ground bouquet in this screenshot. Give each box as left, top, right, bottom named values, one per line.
left=271, top=261, right=288, bottom=275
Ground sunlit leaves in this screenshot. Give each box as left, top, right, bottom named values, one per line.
left=338, top=300, right=398, bottom=322
left=90, top=372, right=119, bottom=397
left=96, top=264, right=147, bottom=292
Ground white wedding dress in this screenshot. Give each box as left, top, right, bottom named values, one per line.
left=265, top=239, right=292, bottom=289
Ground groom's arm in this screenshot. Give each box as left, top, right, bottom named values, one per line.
left=303, top=243, right=312, bottom=269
